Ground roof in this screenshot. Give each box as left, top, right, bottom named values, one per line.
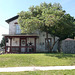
left=5, top=15, right=19, bottom=23
left=65, top=38, right=74, bottom=40
left=2, top=34, right=39, bottom=38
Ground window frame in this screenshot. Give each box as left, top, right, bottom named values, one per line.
left=16, top=24, right=21, bottom=34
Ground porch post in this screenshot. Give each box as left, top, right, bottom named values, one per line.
left=19, top=38, right=21, bottom=53
left=5, top=36, right=7, bottom=53
left=10, top=38, right=12, bottom=53
left=34, top=38, right=36, bottom=53
left=26, top=38, right=27, bottom=53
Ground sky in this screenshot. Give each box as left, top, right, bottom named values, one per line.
left=0, top=0, right=75, bottom=42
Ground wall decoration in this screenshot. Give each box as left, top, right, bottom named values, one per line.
left=21, top=39, right=26, bottom=46
left=22, top=40, right=25, bottom=45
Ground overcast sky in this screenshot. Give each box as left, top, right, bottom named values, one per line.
left=0, top=0, right=75, bottom=42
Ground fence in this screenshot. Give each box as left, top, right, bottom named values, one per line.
left=61, top=40, right=75, bottom=53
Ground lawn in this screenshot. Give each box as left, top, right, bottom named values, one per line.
left=0, top=70, right=75, bottom=75
left=0, top=53, right=75, bottom=67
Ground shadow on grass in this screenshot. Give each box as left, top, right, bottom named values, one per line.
left=45, top=53, right=75, bottom=59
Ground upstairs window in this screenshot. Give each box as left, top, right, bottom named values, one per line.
left=16, top=25, right=21, bottom=34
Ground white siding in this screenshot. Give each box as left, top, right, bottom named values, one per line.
left=9, top=19, right=18, bottom=35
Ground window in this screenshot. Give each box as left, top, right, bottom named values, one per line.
left=21, top=39, right=26, bottom=46
left=45, top=38, right=51, bottom=50
left=16, top=25, right=21, bottom=34
left=11, top=47, right=19, bottom=52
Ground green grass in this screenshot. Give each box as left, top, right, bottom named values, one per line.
left=0, top=53, right=75, bottom=67
left=0, top=70, right=75, bottom=75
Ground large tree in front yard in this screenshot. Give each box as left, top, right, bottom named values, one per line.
left=18, top=2, right=75, bottom=52
left=49, top=14, right=75, bottom=52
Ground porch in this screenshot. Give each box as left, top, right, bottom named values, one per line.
left=4, top=35, right=38, bottom=53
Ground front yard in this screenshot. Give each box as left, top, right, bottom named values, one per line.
left=0, top=53, right=75, bottom=67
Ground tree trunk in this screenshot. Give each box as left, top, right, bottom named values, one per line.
left=58, top=39, right=62, bottom=53
left=51, top=36, right=55, bottom=50
left=54, top=36, right=55, bottom=44
left=51, top=36, right=60, bottom=53
left=46, top=32, right=52, bottom=53
left=52, top=36, right=55, bottom=48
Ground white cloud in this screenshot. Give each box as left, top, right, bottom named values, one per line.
left=0, top=25, right=8, bottom=42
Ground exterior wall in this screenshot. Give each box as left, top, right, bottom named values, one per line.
left=9, top=19, right=17, bottom=35
left=36, top=32, right=59, bottom=52
left=9, top=19, right=39, bottom=35
left=61, top=40, right=75, bottom=53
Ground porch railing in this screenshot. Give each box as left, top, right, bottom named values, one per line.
left=6, top=46, right=35, bottom=53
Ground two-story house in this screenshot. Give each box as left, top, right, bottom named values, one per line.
left=3, top=15, right=58, bottom=53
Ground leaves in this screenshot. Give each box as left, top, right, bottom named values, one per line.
left=18, top=2, right=75, bottom=40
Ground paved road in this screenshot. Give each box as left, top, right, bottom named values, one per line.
left=0, top=66, right=75, bottom=72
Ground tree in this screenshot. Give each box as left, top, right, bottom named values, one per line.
left=18, top=2, right=64, bottom=33
left=48, top=14, right=75, bottom=52
left=1, top=37, right=5, bottom=47
left=1, top=37, right=8, bottom=47
left=18, top=2, right=75, bottom=52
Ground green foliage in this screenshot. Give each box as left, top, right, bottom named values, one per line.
left=49, top=14, right=75, bottom=40
left=18, top=11, right=43, bottom=33
left=1, top=37, right=8, bottom=47
left=1, top=37, right=5, bottom=47
left=18, top=2, right=63, bottom=33
left=18, top=2, right=75, bottom=40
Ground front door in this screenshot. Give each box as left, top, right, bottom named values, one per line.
left=21, top=39, right=26, bottom=53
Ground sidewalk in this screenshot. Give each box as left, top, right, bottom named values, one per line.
left=0, top=66, right=75, bottom=72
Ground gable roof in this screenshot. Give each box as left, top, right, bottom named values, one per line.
left=5, top=15, right=19, bottom=23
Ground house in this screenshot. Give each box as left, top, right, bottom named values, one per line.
left=3, top=15, right=58, bottom=53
